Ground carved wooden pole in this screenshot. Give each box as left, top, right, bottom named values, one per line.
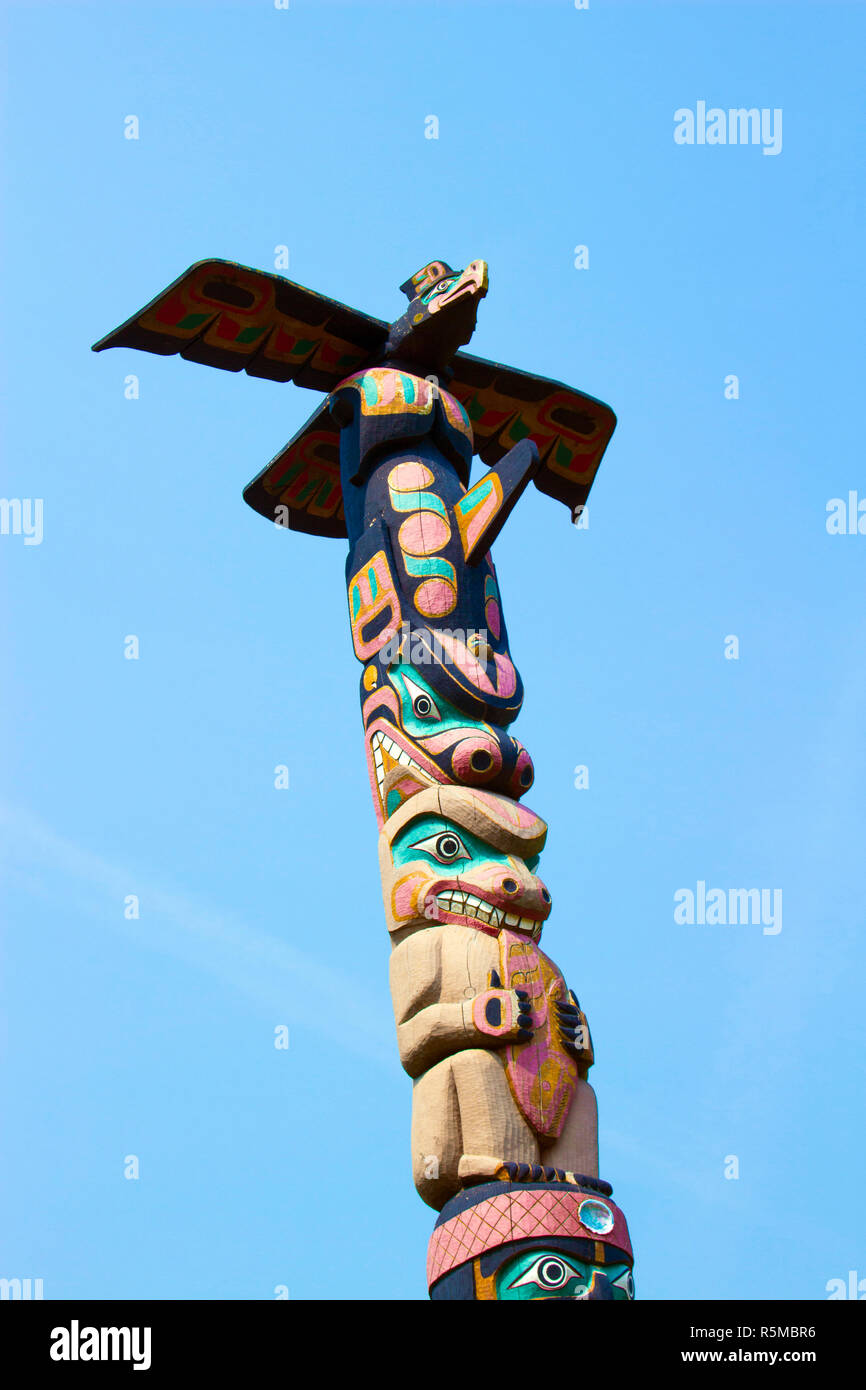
left=95, top=255, right=635, bottom=1301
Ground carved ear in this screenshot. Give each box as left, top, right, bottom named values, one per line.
left=399, top=260, right=456, bottom=300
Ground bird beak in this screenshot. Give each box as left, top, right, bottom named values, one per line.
left=429, top=260, right=488, bottom=312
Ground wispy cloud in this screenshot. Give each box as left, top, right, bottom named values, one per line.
left=0, top=802, right=394, bottom=1066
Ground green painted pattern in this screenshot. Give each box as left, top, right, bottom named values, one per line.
left=403, top=554, right=455, bottom=582
left=177, top=312, right=210, bottom=330
left=290, top=476, right=322, bottom=506
left=388, top=489, right=447, bottom=518
left=401, top=373, right=417, bottom=403
left=507, top=417, right=532, bottom=443
left=359, top=373, right=380, bottom=409
left=457, top=477, right=493, bottom=514
left=274, top=457, right=304, bottom=489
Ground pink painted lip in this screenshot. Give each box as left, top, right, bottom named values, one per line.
left=439, top=912, right=502, bottom=940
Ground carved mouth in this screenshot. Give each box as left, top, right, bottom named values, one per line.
left=435, top=279, right=478, bottom=310
left=371, top=729, right=430, bottom=795
left=435, top=889, right=543, bottom=941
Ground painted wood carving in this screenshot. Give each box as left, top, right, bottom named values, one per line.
left=94, top=255, right=634, bottom=1301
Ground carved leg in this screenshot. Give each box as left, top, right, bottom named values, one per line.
left=411, top=1048, right=539, bottom=1210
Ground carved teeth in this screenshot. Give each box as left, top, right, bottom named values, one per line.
left=432, top=890, right=543, bottom=939
left=371, top=731, right=425, bottom=792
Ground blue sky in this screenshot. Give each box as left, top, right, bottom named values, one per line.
left=2, top=0, right=864, bottom=1300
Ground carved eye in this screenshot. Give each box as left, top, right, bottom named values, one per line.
left=410, top=831, right=470, bottom=865
left=422, top=276, right=457, bottom=303
left=611, top=1267, right=635, bottom=1300
left=508, top=1255, right=583, bottom=1294
left=402, top=674, right=441, bottom=722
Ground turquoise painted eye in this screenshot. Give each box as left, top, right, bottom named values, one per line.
left=422, top=276, right=457, bottom=303
left=507, top=1255, right=585, bottom=1294
left=610, top=1266, right=636, bottom=1300
left=410, top=831, right=470, bottom=865
left=402, top=674, right=441, bottom=722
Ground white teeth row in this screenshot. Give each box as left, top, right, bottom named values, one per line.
left=436, top=891, right=541, bottom=940
left=371, top=730, right=424, bottom=787
left=438, top=890, right=501, bottom=928
left=502, top=911, right=541, bottom=936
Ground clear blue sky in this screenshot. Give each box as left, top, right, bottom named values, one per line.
left=2, top=0, right=864, bottom=1301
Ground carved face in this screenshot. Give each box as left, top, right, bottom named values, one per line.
left=384, top=261, right=488, bottom=372
left=362, top=659, right=534, bottom=825
left=379, top=785, right=550, bottom=941
left=427, top=1181, right=635, bottom=1302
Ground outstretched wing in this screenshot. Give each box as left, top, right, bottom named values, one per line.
left=92, top=259, right=388, bottom=391
left=243, top=400, right=346, bottom=539
left=243, top=347, right=617, bottom=541
left=449, top=351, right=616, bottom=516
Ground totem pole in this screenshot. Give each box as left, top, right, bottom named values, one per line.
left=94, top=256, right=635, bottom=1300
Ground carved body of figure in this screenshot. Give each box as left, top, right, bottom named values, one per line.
left=332, top=358, right=542, bottom=822
left=380, top=780, right=598, bottom=1211
left=334, top=365, right=540, bottom=726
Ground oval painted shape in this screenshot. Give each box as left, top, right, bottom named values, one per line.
left=414, top=578, right=457, bottom=618
left=398, top=512, right=451, bottom=556
left=388, top=461, right=435, bottom=492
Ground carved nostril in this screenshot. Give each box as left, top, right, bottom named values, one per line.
left=502, top=877, right=519, bottom=895
left=469, top=749, right=493, bottom=772
left=519, top=766, right=534, bottom=787
left=540, top=888, right=551, bottom=904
